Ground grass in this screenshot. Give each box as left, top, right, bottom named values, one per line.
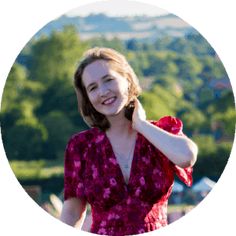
left=168, top=204, right=195, bottom=213
left=10, top=160, right=64, bottom=180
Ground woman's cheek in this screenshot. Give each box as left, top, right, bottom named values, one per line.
left=88, top=93, right=97, bottom=106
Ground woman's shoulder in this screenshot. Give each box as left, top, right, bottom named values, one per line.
left=67, top=127, right=101, bottom=146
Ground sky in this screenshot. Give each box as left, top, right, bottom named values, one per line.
left=66, top=0, right=168, bottom=17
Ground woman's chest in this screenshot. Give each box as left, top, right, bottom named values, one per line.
left=82, top=141, right=175, bottom=207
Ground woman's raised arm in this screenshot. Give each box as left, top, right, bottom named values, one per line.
left=132, top=98, right=198, bottom=168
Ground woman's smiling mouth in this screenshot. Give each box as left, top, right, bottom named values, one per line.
left=102, top=97, right=116, bottom=105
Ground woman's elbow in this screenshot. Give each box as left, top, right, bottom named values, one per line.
left=178, top=143, right=198, bottom=168
left=186, top=150, right=197, bottom=167
left=183, top=143, right=198, bottom=168
left=60, top=198, right=87, bottom=227
left=190, top=142, right=198, bottom=166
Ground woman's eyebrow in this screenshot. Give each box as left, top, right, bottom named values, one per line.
left=101, top=74, right=112, bottom=80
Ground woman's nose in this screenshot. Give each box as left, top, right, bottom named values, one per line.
left=99, top=84, right=110, bottom=97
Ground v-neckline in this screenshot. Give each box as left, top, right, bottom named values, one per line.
left=104, top=131, right=139, bottom=186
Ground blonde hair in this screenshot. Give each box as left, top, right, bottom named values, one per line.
left=74, top=47, right=142, bottom=131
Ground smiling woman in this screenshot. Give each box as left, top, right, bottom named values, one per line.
left=60, top=47, right=198, bottom=235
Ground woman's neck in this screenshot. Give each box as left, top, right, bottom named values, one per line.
left=105, top=110, right=135, bottom=139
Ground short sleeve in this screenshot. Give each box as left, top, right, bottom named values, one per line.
left=173, top=165, right=192, bottom=187
left=152, top=115, right=184, bottom=136
left=64, top=135, right=86, bottom=201
left=151, top=116, right=193, bottom=187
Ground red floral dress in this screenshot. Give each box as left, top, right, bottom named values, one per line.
left=64, top=116, right=193, bottom=235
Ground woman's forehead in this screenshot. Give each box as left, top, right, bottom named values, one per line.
left=82, top=60, right=119, bottom=84
left=82, top=60, right=107, bottom=81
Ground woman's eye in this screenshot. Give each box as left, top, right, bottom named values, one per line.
left=89, top=86, right=96, bottom=92
left=105, top=78, right=113, bottom=82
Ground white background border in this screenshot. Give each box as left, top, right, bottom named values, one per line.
left=0, top=0, right=235, bottom=235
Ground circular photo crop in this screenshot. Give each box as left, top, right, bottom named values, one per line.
left=1, top=0, right=235, bottom=235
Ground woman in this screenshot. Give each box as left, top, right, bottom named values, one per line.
left=60, top=47, right=198, bottom=235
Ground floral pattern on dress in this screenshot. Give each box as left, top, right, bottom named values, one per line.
left=64, top=116, right=193, bottom=235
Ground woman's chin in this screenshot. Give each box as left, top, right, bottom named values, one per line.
left=102, top=108, right=125, bottom=118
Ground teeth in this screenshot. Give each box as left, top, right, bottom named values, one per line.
left=103, top=97, right=115, bottom=105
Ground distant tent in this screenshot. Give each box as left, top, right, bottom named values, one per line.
left=172, top=181, right=184, bottom=192
left=192, top=177, right=216, bottom=192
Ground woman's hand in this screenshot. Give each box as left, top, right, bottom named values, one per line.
left=132, top=97, right=147, bottom=131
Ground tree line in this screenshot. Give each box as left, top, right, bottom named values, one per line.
left=1, top=25, right=235, bottom=181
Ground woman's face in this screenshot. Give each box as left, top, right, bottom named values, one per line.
left=82, top=60, right=130, bottom=118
